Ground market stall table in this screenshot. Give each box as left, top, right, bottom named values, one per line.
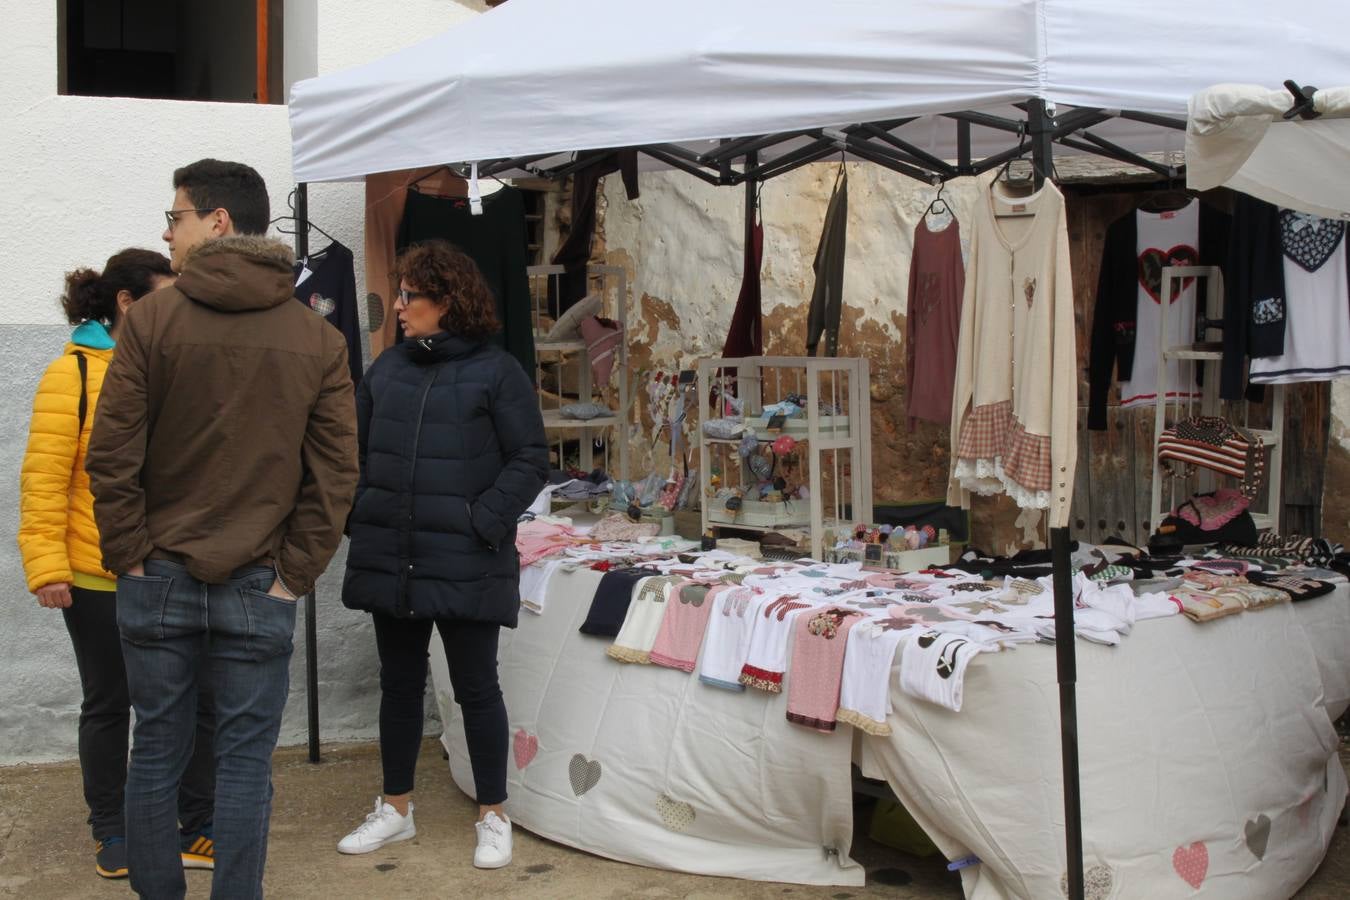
left=432, top=563, right=1349, bottom=898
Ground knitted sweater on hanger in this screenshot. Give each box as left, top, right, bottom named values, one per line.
left=948, top=173, right=1077, bottom=528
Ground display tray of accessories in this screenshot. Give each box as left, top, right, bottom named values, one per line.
left=824, top=522, right=953, bottom=571
left=705, top=431, right=812, bottom=528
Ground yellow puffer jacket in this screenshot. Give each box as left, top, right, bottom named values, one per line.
left=18, top=322, right=117, bottom=591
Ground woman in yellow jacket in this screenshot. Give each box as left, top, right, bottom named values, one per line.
left=18, top=249, right=216, bottom=880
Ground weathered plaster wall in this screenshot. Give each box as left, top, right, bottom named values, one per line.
left=0, top=1, right=477, bottom=763
left=602, top=164, right=1032, bottom=549
left=603, top=167, right=1350, bottom=551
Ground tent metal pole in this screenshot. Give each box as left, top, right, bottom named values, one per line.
left=743, top=151, right=758, bottom=250
left=294, top=181, right=321, bottom=765
left=1062, top=132, right=1177, bottom=178
left=1116, top=109, right=1188, bottom=131
left=639, top=147, right=723, bottom=186
left=1028, top=97, right=1084, bottom=900
left=957, top=119, right=972, bottom=174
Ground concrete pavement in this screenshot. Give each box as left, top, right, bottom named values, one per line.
left=1, top=740, right=1345, bottom=898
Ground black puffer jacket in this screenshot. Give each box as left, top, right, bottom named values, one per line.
left=341, top=333, right=548, bottom=625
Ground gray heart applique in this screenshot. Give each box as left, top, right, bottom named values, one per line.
left=568, top=754, right=601, bottom=796
left=1244, top=814, right=1271, bottom=860
left=1060, top=862, right=1114, bottom=900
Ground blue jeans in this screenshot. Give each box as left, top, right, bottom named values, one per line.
left=117, top=560, right=296, bottom=900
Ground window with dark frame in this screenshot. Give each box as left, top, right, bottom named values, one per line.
left=58, top=0, right=283, bottom=104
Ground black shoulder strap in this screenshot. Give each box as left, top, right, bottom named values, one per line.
left=72, top=351, right=88, bottom=434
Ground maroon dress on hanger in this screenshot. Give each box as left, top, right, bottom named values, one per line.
left=906, top=217, right=965, bottom=426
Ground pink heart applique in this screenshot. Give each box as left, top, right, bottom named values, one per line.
left=1172, top=841, right=1208, bottom=889
left=513, top=729, right=539, bottom=770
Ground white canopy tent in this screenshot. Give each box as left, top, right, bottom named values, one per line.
left=289, top=0, right=1350, bottom=184
left=1187, top=84, right=1350, bottom=220
left=286, top=3, right=1350, bottom=897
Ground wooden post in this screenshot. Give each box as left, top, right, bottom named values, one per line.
left=256, top=0, right=269, bottom=103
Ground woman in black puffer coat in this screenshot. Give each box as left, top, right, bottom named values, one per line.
left=339, top=240, right=547, bottom=869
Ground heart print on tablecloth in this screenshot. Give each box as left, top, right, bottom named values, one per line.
left=1059, top=862, right=1114, bottom=900
left=1172, top=841, right=1208, bottom=890
left=512, top=729, right=538, bottom=770
left=1244, top=814, right=1271, bottom=860
left=568, top=754, right=602, bottom=796
left=655, top=793, right=695, bottom=833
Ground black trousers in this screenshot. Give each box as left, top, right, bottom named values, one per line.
left=372, top=612, right=508, bottom=805
left=62, top=586, right=216, bottom=842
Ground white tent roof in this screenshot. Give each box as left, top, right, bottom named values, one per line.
left=1187, top=85, right=1350, bottom=219
left=289, top=0, right=1350, bottom=183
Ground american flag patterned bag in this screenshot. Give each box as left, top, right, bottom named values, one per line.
left=1157, top=415, right=1266, bottom=499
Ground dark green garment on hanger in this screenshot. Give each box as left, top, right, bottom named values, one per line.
left=806, top=168, right=848, bottom=357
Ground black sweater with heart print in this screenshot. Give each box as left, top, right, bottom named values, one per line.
left=1087, top=201, right=1231, bottom=430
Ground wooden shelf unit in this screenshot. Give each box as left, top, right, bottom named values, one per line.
left=528, top=264, right=630, bottom=480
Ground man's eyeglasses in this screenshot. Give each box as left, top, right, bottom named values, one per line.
left=164, top=208, right=218, bottom=230
left=396, top=289, right=434, bottom=305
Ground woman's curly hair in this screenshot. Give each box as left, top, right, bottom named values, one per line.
left=393, top=240, right=500, bottom=339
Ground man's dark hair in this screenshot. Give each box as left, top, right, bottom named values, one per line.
left=172, top=159, right=270, bottom=235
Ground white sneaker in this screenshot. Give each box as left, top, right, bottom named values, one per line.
left=473, top=811, right=513, bottom=869
left=337, top=797, right=416, bottom=855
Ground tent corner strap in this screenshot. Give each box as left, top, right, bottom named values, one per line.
left=1283, top=79, right=1321, bottom=120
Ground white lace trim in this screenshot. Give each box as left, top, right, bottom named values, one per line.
left=954, top=456, right=1051, bottom=510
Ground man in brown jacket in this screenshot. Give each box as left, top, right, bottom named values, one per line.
left=87, top=159, right=358, bottom=899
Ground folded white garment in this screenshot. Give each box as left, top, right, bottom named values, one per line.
left=519, top=559, right=565, bottom=615
left=837, top=619, right=911, bottom=733
left=898, top=629, right=998, bottom=712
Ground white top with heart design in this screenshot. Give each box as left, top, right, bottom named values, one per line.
left=1119, top=200, right=1203, bottom=409
left=1250, top=212, right=1350, bottom=384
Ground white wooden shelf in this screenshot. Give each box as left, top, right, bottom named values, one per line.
left=528, top=264, right=629, bottom=479
left=541, top=410, right=621, bottom=429
left=697, top=356, right=872, bottom=561
left=1150, top=265, right=1284, bottom=534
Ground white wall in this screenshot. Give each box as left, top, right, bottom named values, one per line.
left=0, top=0, right=478, bottom=763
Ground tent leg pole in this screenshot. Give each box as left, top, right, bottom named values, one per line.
left=294, top=181, right=321, bottom=765
left=1051, top=525, right=1083, bottom=900
left=1031, top=95, right=1082, bottom=900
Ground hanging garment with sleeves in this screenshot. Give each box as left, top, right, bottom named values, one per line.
left=294, top=240, right=363, bottom=387
left=948, top=174, right=1077, bottom=528
left=1249, top=211, right=1350, bottom=383
left=1117, top=201, right=1202, bottom=409
left=397, top=186, right=536, bottom=377
left=805, top=168, right=848, bottom=357
left=905, top=216, right=965, bottom=426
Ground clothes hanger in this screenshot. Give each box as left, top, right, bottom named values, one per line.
left=1137, top=172, right=1193, bottom=213
left=926, top=176, right=950, bottom=218
left=271, top=190, right=339, bottom=246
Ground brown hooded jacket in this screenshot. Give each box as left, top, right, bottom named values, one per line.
left=86, top=235, right=358, bottom=595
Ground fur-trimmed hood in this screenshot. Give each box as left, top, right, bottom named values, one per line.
left=176, top=235, right=296, bottom=313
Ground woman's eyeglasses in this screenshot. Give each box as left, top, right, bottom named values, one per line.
left=396, top=289, right=433, bottom=305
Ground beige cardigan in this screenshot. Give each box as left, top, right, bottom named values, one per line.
left=947, top=174, right=1078, bottom=528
